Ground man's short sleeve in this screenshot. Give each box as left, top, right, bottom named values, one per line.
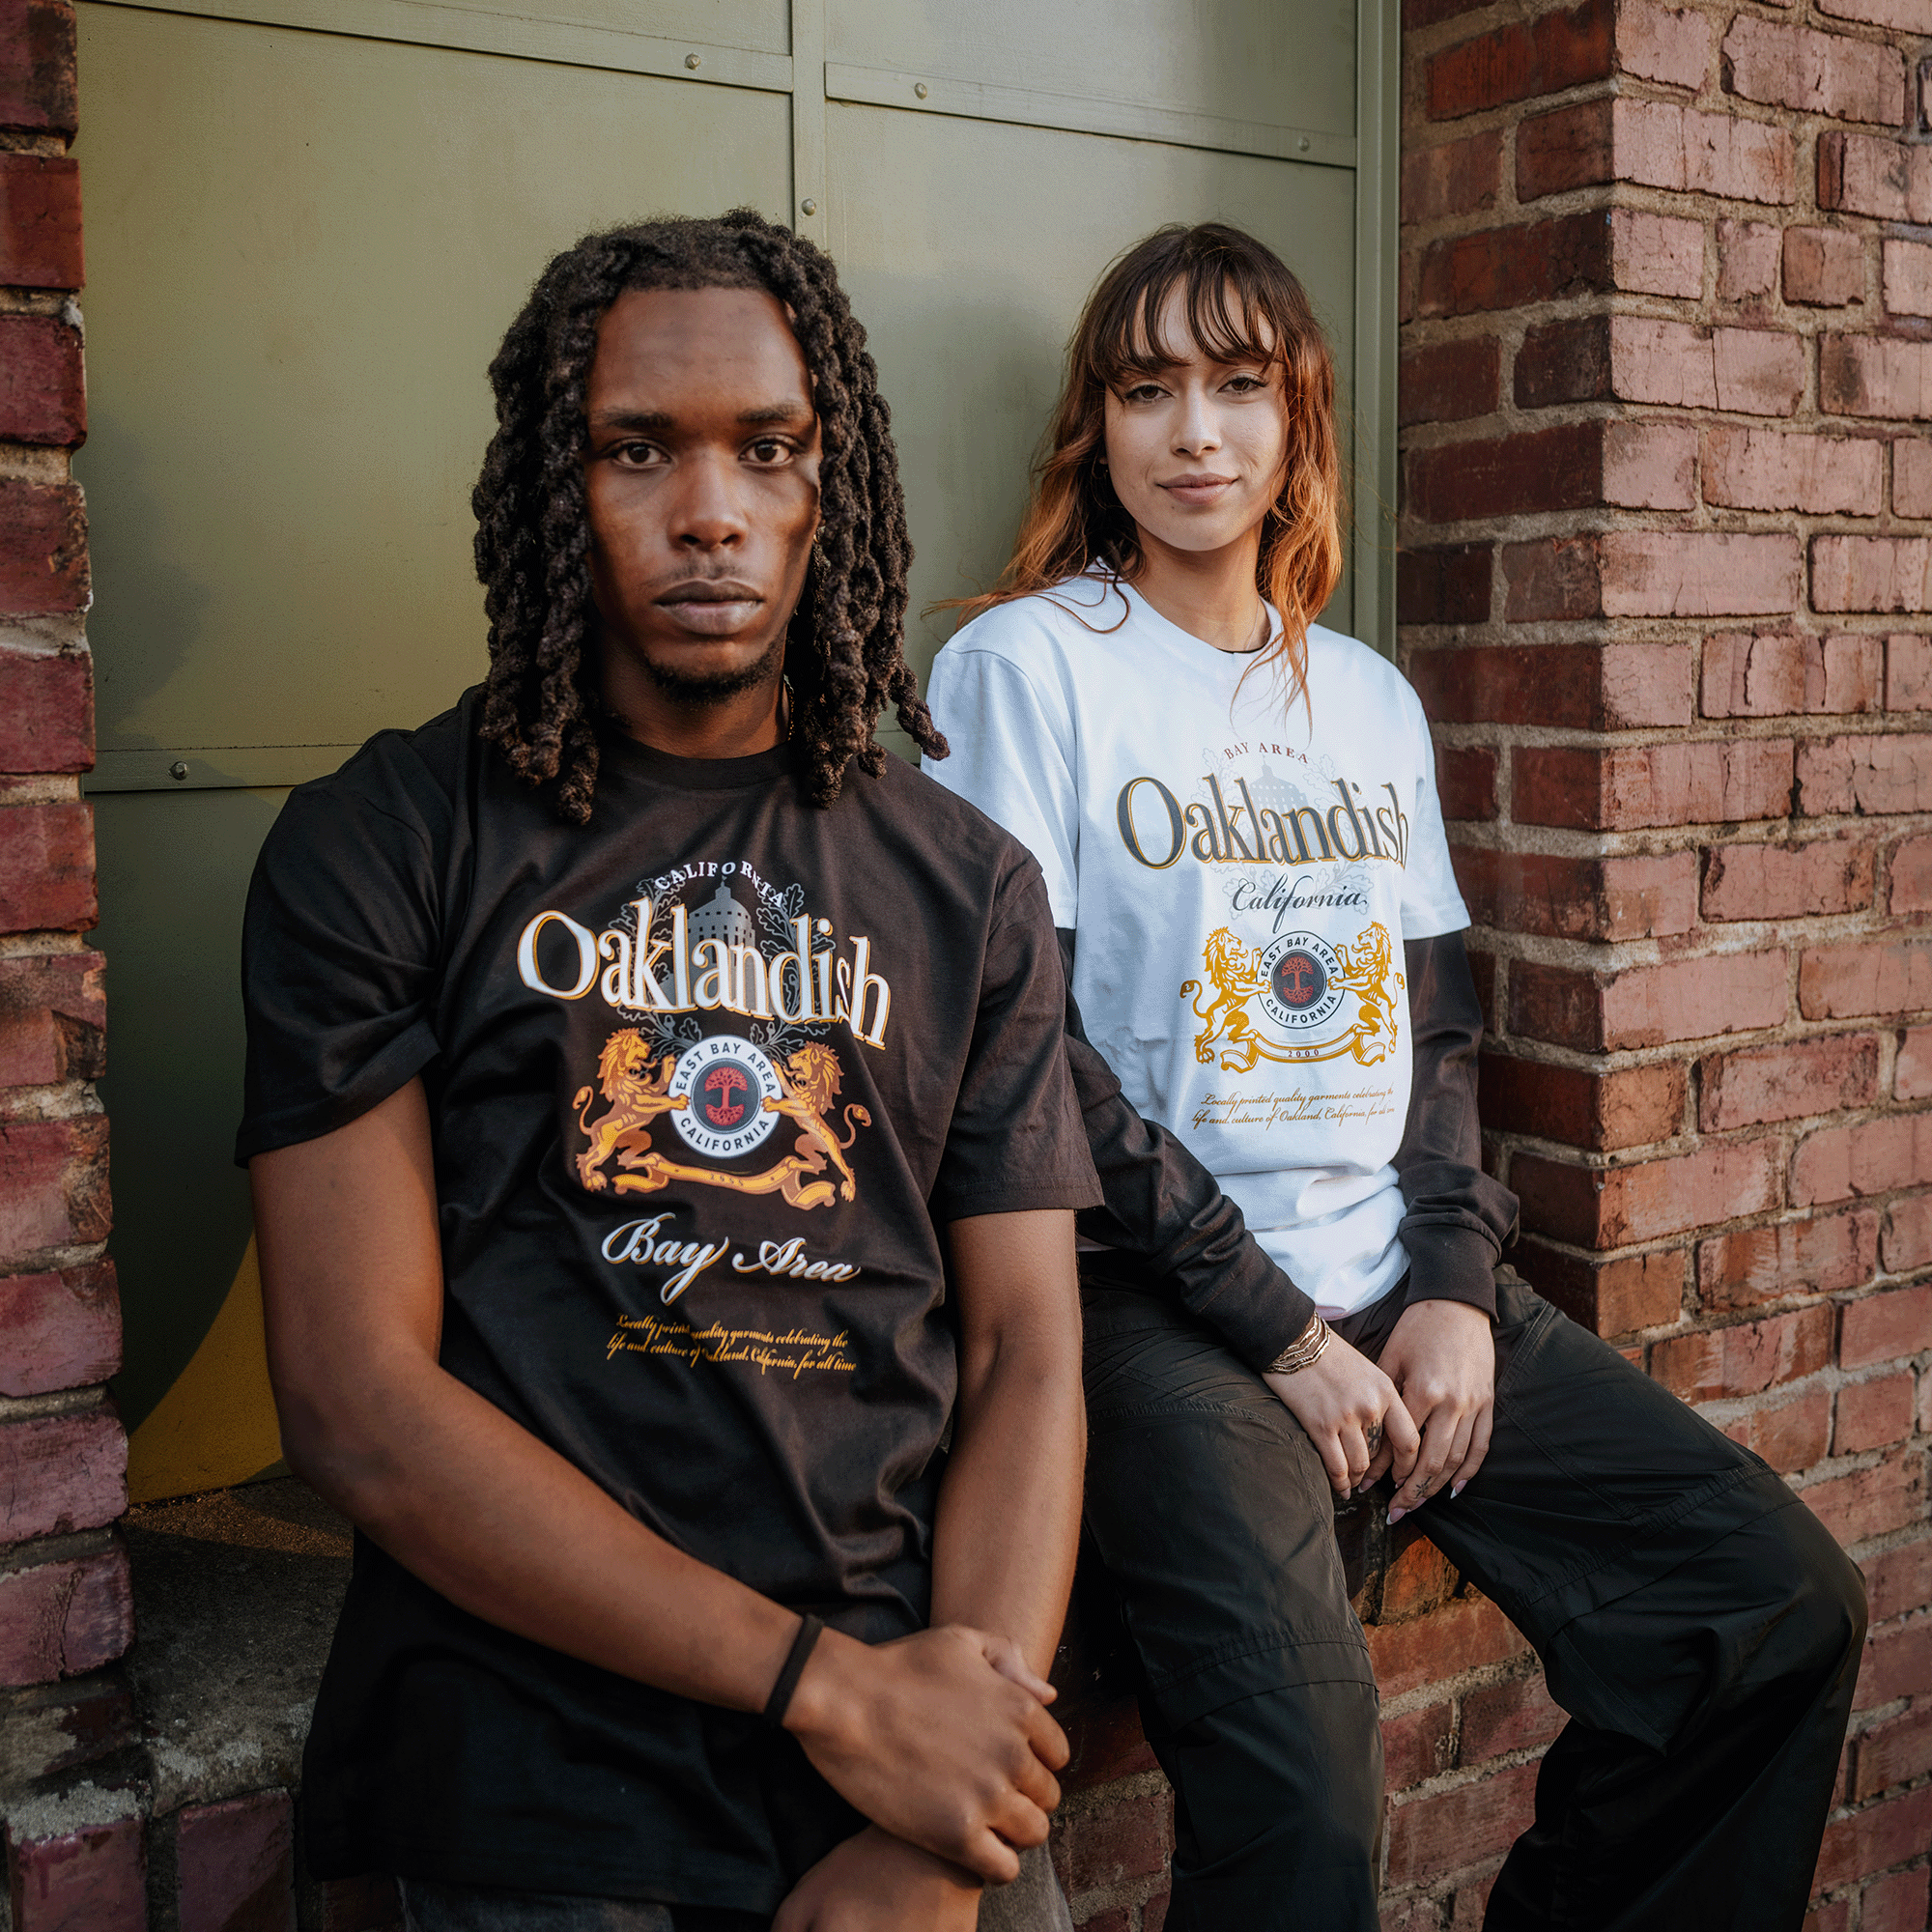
left=929, top=856, right=1102, bottom=1223
left=235, top=753, right=448, bottom=1164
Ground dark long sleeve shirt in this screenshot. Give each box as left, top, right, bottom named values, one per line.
left=1059, top=927, right=1520, bottom=1372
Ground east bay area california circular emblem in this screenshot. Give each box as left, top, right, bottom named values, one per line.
left=668, top=1036, right=783, bottom=1160
left=1256, top=932, right=1349, bottom=1034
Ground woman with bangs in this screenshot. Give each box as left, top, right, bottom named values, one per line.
left=923, top=223, right=1865, bottom=1931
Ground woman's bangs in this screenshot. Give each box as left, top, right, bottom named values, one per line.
left=1093, top=257, right=1280, bottom=386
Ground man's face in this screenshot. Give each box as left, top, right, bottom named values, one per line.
left=582, top=286, right=821, bottom=709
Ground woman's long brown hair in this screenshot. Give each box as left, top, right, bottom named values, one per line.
left=947, top=222, right=1344, bottom=707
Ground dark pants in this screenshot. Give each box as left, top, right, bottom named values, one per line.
left=1078, top=1265, right=1867, bottom=1932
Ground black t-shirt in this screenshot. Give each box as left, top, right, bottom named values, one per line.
left=236, top=689, right=1099, bottom=1909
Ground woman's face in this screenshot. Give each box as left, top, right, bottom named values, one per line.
left=1100, top=284, right=1290, bottom=560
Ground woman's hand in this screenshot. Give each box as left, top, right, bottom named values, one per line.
left=1264, top=1330, right=1420, bottom=1499
left=1376, top=1298, right=1494, bottom=1521
left=774, top=1827, right=982, bottom=1932
left=785, top=1624, right=1065, bottom=1884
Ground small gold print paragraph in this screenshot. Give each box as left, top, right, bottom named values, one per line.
left=607, top=1311, right=856, bottom=1378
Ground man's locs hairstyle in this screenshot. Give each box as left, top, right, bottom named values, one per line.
left=472, top=209, right=947, bottom=820
left=950, top=222, right=1343, bottom=706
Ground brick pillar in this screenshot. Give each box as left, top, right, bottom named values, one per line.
left=0, top=6, right=140, bottom=1924
left=1397, top=0, right=1932, bottom=1917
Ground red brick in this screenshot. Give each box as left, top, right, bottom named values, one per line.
left=1862, top=1538, right=1932, bottom=1622
left=1515, top=319, right=1623, bottom=413
left=1703, top=841, right=1876, bottom=923
left=0, top=1407, right=124, bottom=1541
left=1705, top=429, right=1881, bottom=517
left=1527, top=1240, right=1686, bottom=1334
left=1618, top=0, right=1710, bottom=89
left=1801, top=939, right=1932, bottom=1019
left=1417, top=213, right=1610, bottom=320
left=0, top=1544, right=132, bottom=1688
left=1804, top=1901, right=1851, bottom=1932
left=0, top=152, right=80, bottom=290
left=1722, top=1387, right=1832, bottom=1473
left=1898, top=1025, right=1931, bottom=1100
left=0, top=803, right=96, bottom=943
left=1515, top=740, right=1794, bottom=831
left=1436, top=745, right=1496, bottom=821
left=1516, top=99, right=1614, bottom=200
left=7, top=1812, right=144, bottom=1932
left=0, top=1115, right=109, bottom=1260
left=1066, top=1787, right=1173, bottom=1892
left=1882, top=1191, right=1932, bottom=1273
left=1721, top=16, right=1904, bottom=126
left=1520, top=95, right=1800, bottom=205
left=1822, top=337, right=1932, bottom=421
left=1701, top=1034, right=1879, bottom=1130
left=1836, top=1372, right=1917, bottom=1455
left=1509, top=952, right=1788, bottom=1053
left=0, top=648, right=91, bottom=774
left=1819, top=132, right=1932, bottom=223
left=1652, top=1306, right=1833, bottom=1403
left=1381, top=1898, right=1442, bottom=1932
left=1802, top=733, right=1932, bottom=812
left=1719, top=218, right=1783, bottom=300
left=1589, top=317, right=1805, bottom=416
left=1455, top=847, right=1696, bottom=942
left=1813, top=540, right=1932, bottom=616
left=1399, top=545, right=1492, bottom=627
left=0, top=315, right=82, bottom=447
left=1383, top=1701, right=1456, bottom=1790
left=1605, top=210, right=1702, bottom=300
left=1894, top=838, right=1932, bottom=915
left=1459, top=1671, right=1566, bottom=1765
left=177, top=1791, right=294, bottom=1932
left=1605, top=421, right=1698, bottom=511
left=1860, top=1867, right=1931, bottom=1932
left=1818, top=0, right=1932, bottom=30
left=1702, top=632, right=1883, bottom=718
left=1400, top=338, right=1500, bottom=429
left=1842, top=1282, right=1932, bottom=1369
left=1887, top=635, right=1931, bottom=708
left=1063, top=1699, right=1156, bottom=1788
left=1409, top=422, right=1605, bottom=525
left=1857, top=1617, right=1932, bottom=1707
left=1782, top=227, right=1866, bottom=308
left=0, top=481, right=87, bottom=617
left=1450, top=1873, right=1501, bottom=1930
left=1493, top=537, right=1588, bottom=620
left=1883, top=239, right=1932, bottom=320
left=1403, top=131, right=1503, bottom=225
left=0, top=1260, right=118, bottom=1398
left=1412, top=642, right=1690, bottom=729
left=1601, top=531, right=1804, bottom=616
left=1794, top=1113, right=1932, bottom=1208
left=1698, top=1209, right=1878, bottom=1310
left=0, top=949, right=103, bottom=1088
left=1803, top=1452, right=1924, bottom=1547
left=1425, top=0, right=1613, bottom=121
left=1364, top=1593, right=1529, bottom=1699
left=1387, top=1763, right=1541, bottom=1886
left=1519, top=1139, right=1781, bottom=1248
left=0, top=0, right=78, bottom=138
left=1896, top=445, right=1932, bottom=520
left=1481, top=1053, right=1685, bottom=1151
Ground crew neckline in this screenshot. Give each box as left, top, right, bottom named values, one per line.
left=596, top=726, right=796, bottom=791
left=1077, top=571, right=1284, bottom=665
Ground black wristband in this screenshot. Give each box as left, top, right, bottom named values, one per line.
left=762, top=1614, right=825, bottom=1729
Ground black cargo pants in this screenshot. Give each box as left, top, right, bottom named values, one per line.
left=1078, top=1264, right=1867, bottom=1932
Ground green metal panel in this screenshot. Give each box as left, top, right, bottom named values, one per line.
left=70, top=0, right=1397, bottom=1498
left=75, top=5, right=792, bottom=781
left=822, top=102, right=1359, bottom=751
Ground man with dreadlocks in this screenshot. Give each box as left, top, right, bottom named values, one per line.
left=237, top=212, right=1097, bottom=1932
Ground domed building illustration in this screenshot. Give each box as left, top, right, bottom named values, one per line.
left=687, top=882, right=759, bottom=985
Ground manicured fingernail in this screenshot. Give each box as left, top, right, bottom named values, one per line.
left=1356, top=1479, right=1374, bottom=1494
left=1386, top=1505, right=1406, bottom=1524
left=1451, top=1481, right=1466, bottom=1500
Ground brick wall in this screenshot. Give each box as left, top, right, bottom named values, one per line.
left=0, top=0, right=141, bottom=1921
left=1394, top=0, right=1932, bottom=1917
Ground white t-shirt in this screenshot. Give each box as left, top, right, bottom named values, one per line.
left=923, top=575, right=1469, bottom=1319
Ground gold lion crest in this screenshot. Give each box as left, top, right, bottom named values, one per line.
left=1181, top=922, right=1402, bottom=1072
left=573, top=1032, right=869, bottom=1212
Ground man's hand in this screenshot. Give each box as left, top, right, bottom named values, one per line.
left=774, top=1826, right=980, bottom=1932
left=1378, top=1298, right=1494, bottom=1521
left=1264, top=1330, right=1420, bottom=1500
left=786, top=1622, right=1066, bottom=1884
